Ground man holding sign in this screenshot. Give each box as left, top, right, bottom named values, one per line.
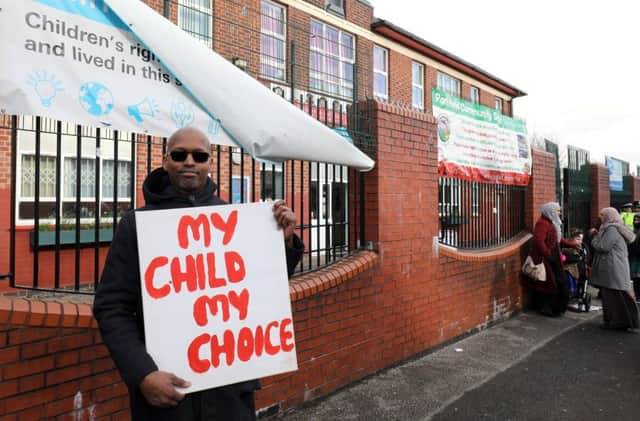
left=93, top=127, right=303, bottom=420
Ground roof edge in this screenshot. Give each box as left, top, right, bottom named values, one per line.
left=371, top=18, right=527, bottom=98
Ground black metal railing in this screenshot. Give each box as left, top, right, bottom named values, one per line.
left=563, top=145, right=591, bottom=236
left=1, top=101, right=372, bottom=294
left=438, top=178, right=526, bottom=249
left=1, top=0, right=377, bottom=294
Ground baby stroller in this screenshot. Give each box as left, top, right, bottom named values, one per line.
left=565, top=270, right=592, bottom=312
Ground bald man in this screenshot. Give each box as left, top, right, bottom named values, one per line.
left=94, top=127, right=304, bottom=420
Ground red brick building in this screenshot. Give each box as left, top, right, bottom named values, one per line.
left=0, top=0, right=585, bottom=419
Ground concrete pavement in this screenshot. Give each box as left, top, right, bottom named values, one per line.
left=273, top=292, right=640, bottom=420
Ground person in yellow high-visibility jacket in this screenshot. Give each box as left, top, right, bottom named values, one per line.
left=621, top=203, right=636, bottom=228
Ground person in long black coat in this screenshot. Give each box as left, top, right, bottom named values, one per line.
left=93, top=127, right=304, bottom=420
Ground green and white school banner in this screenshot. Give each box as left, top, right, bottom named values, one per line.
left=0, top=0, right=234, bottom=145
left=432, top=88, right=531, bottom=186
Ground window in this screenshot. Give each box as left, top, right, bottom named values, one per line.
left=325, top=0, right=345, bottom=15
left=437, top=71, right=460, bottom=97
left=20, top=155, right=132, bottom=221
left=495, top=97, right=503, bottom=113
left=309, top=22, right=354, bottom=99
left=373, top=45, right=388, bottom=100
left=178, top=0, right=213, bottom=47
left=412, top=61, right=424, bottom=110
left=260, top=0, right=286, bottom=81
left=309, top=20, right=355, bottom=99
left=469, top=86, right=480, bottom=104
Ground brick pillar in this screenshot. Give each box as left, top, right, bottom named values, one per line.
left=525, top=149, right=557, bottom=232
left=363, top=101, right=438, bottom=248
left=590, top=164, right=610, bottom=227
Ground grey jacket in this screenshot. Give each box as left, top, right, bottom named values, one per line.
left=590, top=224, right=636, bottom=291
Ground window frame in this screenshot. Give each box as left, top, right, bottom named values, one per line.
left=411, top=61, right=424, bottom=110
left=436, top=71, right=461, bottom=97
left=309, top=19, right=355, bottom=100
left=17, top=130, right=134, bottom=225
left=495, top=97, right=503, bottom=113
left=260, top=0, right=287, bottom=82
left=325, top=0, right=345, bottom=16
left=373, top=45, right=389, bottom=101
left=177, top=0, right=213, bottom=48
left=469, top=86, right=480, bottom=104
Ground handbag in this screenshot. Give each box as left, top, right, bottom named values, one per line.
left=522, top=256, right=546, bottom=282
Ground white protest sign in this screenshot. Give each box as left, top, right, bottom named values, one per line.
left=136, top=202, right=297, bottom=393
left=0, top=0, right=234, bottom=145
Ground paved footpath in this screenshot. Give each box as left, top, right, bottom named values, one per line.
left=274, top=297, right=640, bottom=421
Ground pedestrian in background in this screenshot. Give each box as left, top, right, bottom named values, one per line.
left=629, top=214, right=640, bottom=302
left=620, top=203, right=635, bottom=229
left=525, top=202, right=572, bottom=317
left=589, top=207, right=639, bottom=331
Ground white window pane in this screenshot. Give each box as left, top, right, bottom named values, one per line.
left=374, top=46, right=386, bottom=72
left=326, top=27, right=339, bottom=55
left=341, top=33, right=354, bottom=59
left=413, top=87, right=423, bottom=108
left=374, top=73, right=387, bottom=98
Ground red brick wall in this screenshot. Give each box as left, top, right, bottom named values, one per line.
left=591, top=164, right=610, bottom=227
left=253, top=100, right=528, bottom=412
left=388, top=50, right=412, bottom=105
left=0, top=320, right=128, bottom=420
left=525, top=149, right=558, bottom=232
left=0, top=100, right=542, bottom=418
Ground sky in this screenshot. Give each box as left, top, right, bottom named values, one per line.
left=370, top=0, right=640, bottom=173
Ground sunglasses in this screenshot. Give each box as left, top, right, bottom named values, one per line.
left=169, top=150, right=210, bottom=163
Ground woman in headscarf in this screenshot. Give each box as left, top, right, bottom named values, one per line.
left=526, top=202, right=572, bottom=316
left=590, top=207, right=639, bottom=330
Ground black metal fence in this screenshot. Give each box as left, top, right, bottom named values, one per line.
left=563, top=145, right=591, bottom=236
left=0, top=0, right=379, bottom=293
left=438, top=178, right=526, bottom=249
left=1, top=109, right=373, bottom=294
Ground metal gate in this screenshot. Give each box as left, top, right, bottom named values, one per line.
left=563, top=146, right=591, bottom=236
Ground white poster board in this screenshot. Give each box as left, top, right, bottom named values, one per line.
left=0, top=0, right=234, bottom=145
left=136, top=202, right=297, bottom=393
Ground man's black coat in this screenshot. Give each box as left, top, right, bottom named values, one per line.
left=93, top=168, right=303, bottom=420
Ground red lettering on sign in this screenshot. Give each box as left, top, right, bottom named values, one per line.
left=210, top=329, right=235, bottom=368
left=144, top=252, right=248, bottom=300
left=170, top=254, right=197, bottom=293
left=206, top=252, right=227, bottom=288
left=192, top=289, right=249, bottom=326
left=187, top=333, right=211, bottom=373
left=177, top=214, right=211, bottom=249
left=144, top=256, right=169, bottom=299
left=265, top=321, right=280, bottom=355
left=185, top=319, right=296, bottom=373
left=211, top=210, right=238, bottom=245
left=237, top=327, right=254, bottom=362
left=225, top=251, right=246, bottom=283
left=280, top=318, right=294, bottom=352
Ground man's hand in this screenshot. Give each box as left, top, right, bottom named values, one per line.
left=139, top=371, right=190, bottom=408
left=272, top=200, right=297, bottom=245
